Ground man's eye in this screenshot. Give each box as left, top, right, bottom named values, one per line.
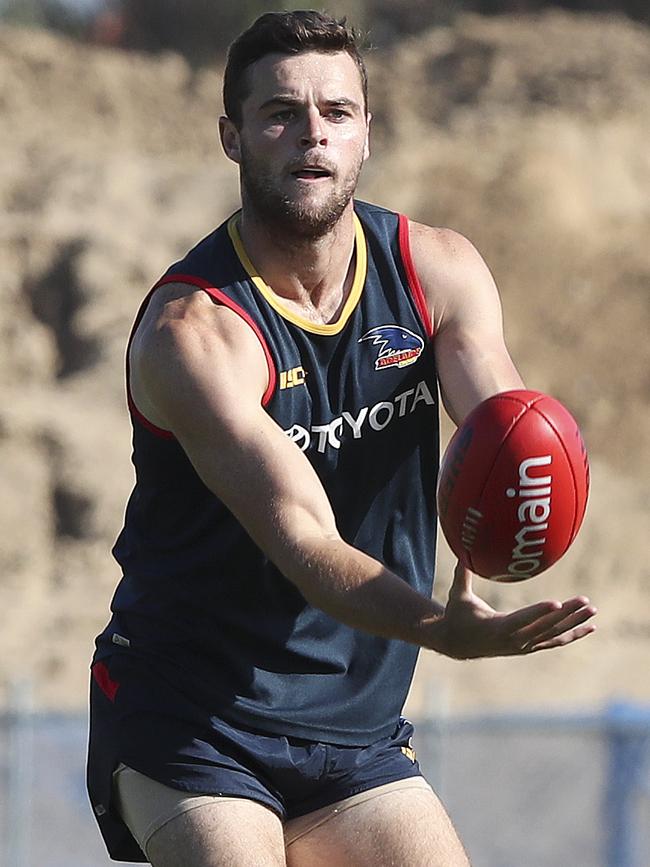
left=271, top=110, right=294, bottom=122
left=327, top=109, right=348, bottom=120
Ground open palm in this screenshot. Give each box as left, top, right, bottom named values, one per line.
left=438, top=563, right=597, bottom=660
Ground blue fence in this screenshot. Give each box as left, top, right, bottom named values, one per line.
left=1, top=701, right=649, bottom=866
left=414, top=704, right=650, bottom=867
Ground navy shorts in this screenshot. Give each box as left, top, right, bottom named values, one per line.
left=87, top=654, right=423, bottom=862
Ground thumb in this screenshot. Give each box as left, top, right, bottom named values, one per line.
left=450, top=560, right=473, bottom=598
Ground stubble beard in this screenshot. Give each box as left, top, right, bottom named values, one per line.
left=239, top=142, right=363, bottom=241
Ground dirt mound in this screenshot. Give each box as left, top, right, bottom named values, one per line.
left=1, top=11, right=648, bottom=712
left=364, top=11, right=650, bottom=469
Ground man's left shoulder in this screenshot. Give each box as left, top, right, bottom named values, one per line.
left=407, top=221, right=492, bottom=286
left=405, top=221, right=499, bottom=333
left=407, top=220, right=477, bottom=262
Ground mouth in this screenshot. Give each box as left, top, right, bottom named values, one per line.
left=290, top=165, right=333, bottom=181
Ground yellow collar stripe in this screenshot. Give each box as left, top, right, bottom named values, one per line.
left=227, top=213, right=367, bottom=335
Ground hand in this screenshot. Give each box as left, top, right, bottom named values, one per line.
left=433, top=562, right=597, bottom=660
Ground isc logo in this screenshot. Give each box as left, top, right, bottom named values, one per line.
left=279, top=366, right=306, bottom=390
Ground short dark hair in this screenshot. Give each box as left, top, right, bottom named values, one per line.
left=223, top=10, right=368, bottom=127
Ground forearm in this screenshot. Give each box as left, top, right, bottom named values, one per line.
left=437, top=338, right=524, bottom=425
left=279, top=534, right=598, bottom=661
left=277, top=535, right=447, bottom=649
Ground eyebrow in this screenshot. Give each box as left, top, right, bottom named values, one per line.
left=258, top=95, right=361, bottom=112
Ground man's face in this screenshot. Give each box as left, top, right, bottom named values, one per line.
left=222, top=50, right=371, bottom=239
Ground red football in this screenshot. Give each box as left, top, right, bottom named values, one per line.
left=437, top=390, right=589, bottom=581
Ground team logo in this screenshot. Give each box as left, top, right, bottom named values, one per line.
left=401, top=744, right=417, bottom=763
left=359, top=325, right=424, bottom=371
left=279, top=365, right=306, bottom=390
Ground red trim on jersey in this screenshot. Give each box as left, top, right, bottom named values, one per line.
left=155, top=274, right=277, bottom=406
left=92, top=661, right=120, bottom=702
left=127, top=391, right=175, bottom=439
left=398, top=214, right=434, bottom=338
left=125, top=274, right=278, bottom=438
left=125, top=282, right=176, bottom=439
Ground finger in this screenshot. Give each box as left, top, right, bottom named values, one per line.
left=518, top=602, right=597, bottom=647
left=499, top=599, right=563, bottom=633
left=527, top=622, right=597, bottom=652
left=449, top=561, right=472, bottom=598
left=512, top=597, right=595, bottom=645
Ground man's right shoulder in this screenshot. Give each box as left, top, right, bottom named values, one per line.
left=134, top=282, right=258, bottom=367
left=130, top=281, right=269, bottom=429
left=140, top=281, right=217, bottom=326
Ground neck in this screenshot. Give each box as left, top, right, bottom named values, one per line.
left=237, top=202, right=357, bottom=324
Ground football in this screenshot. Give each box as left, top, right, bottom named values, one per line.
left=437, top=390, right=589, bottom=581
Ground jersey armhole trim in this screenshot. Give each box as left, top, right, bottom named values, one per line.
left=127, top=275, right=278, bottom=440
left=126, top=282, right=176, bottom=440
left=398, top=214, right=434, bottom=339
left=154, top=273, right=277, bottom=407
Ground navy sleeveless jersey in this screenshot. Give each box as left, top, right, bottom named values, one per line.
left=96, top=200, right=440, bottom=745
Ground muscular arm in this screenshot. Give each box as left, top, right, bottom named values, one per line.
left=131, top=285, right=446, bottom=648
left=407, top=221, right=595, bottom=654
left=131, top=277, right=594, bottom=662
left=408, top=222, right=524, bottom=424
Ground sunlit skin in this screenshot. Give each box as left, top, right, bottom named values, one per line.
left=219, top=50, right=371, bottom=323
left=104, top=29, right=598, bottom=867
left=211, top=51, right=596, bottom=657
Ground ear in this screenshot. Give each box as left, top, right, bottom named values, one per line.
left=219, top=116, right=241, bottom=164
left=363, top=111, right=372, bottom=162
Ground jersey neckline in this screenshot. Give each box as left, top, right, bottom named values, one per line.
left=227, top=210, right=367, bottom=335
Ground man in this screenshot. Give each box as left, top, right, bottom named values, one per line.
left=87, top=11, right=596, bottom=866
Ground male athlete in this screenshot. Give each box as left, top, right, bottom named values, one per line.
left=87, top=11, right=596, bottom=866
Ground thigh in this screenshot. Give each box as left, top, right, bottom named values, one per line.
left=114, top=763, right=286, bottom=867
left=285, top=781, right=470, bottom=867
left=147, top=799, right=286, bottom=867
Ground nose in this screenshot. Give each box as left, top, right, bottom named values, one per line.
left=299, top=107, right=327, bottom=148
